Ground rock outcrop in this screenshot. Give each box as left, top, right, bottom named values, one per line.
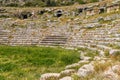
left=77, top=63, right=94, bottom=77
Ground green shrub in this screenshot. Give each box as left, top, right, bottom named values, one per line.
left=6, top=3, right=19, bottom=7
left=0, top=15, right=9, bottom=18
left=75, top=0, right=86, bottom=4
left=24, top=1, right=45, bottom=7
left=46, top=0, right=58, bottom=6
left=90, top=0, right=99, bottom=2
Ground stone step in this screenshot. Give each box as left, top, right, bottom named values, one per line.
left=40, top=41, right=66, bottom=44
left=39, top=43, right=65, bottom=46
left=41, top=38, right=67, bottom=41
left=45, top=35, right=67, bottom=38
left=40, top=35, right=68, bottom=46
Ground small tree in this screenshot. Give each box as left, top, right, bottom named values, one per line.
left=75, top=0, right=86, bottom=4
left=24, top=0, right=46, bottom=7
left=46, top=0, right=57, bottom=6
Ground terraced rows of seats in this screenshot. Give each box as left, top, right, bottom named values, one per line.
left=0, top=28, right=41, bottom=46
left=67, top=20, right=120, bottom=56
left=0, top=21, right=70, bottom=46
left=0, top=9, right=120, bottom=57
left=0, top=20, right=120, bottom=51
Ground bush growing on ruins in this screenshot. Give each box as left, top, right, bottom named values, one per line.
left=90, top=0, right=99, bottom=3
left=75, top=0, right=98, bottom=4
left=6, top=3, right=19, bottom=7
left=0, top=15, right=9, bottom=18
left=75, top=0, right=86, bottom=4
left=46, top=0, right=57, bottom=6
left=24, top=0, right=46, bottom=7
left=108, top=44, right=120, bottom=49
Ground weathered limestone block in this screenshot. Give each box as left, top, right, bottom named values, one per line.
left=77, top=63, right=94, bottom=77
left=107, top=3, right=119, bottom=13
left=60, top=69, right=76, bottom=77
left=109, top=49, right=120, bottom=56
left=103, top=65, right=120, bottom=80
left=65, top=63, right=80, bottom=69
left=94, top=56, right=108, bottom=61
left=84, top=23, right=101, bottom=28
left=86, top=8, right=95, bottom=16
left=0, top=8, right=6, bottom=13
left=15, top=11, right=32, bottom=19
left=59, top=76, right=73, bottom=80
left=40, top=73, right=60, bottom=80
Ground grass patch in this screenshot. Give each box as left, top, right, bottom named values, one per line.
left=0, top=46, right=79, bottom=80
left=0, top=75, right=5, bottom=80
left=0, top=63, right=17, bottom=72
left=77, top=47, right=99, bottom=58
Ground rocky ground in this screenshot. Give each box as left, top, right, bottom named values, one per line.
left=40, top=56, right=120, bottom=80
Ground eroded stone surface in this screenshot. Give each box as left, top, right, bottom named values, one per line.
left=59, top=76, right=73, bottom=80
left=103, top=65, right=120, bottom=80
left=40, top=73, right=60, bottom=80
left=60, top=69, right=76, bottom=77
left=77, top=63, right=94, bottom=77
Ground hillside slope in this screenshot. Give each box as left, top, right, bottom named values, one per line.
left=0, top=0, right=101, bottom=7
